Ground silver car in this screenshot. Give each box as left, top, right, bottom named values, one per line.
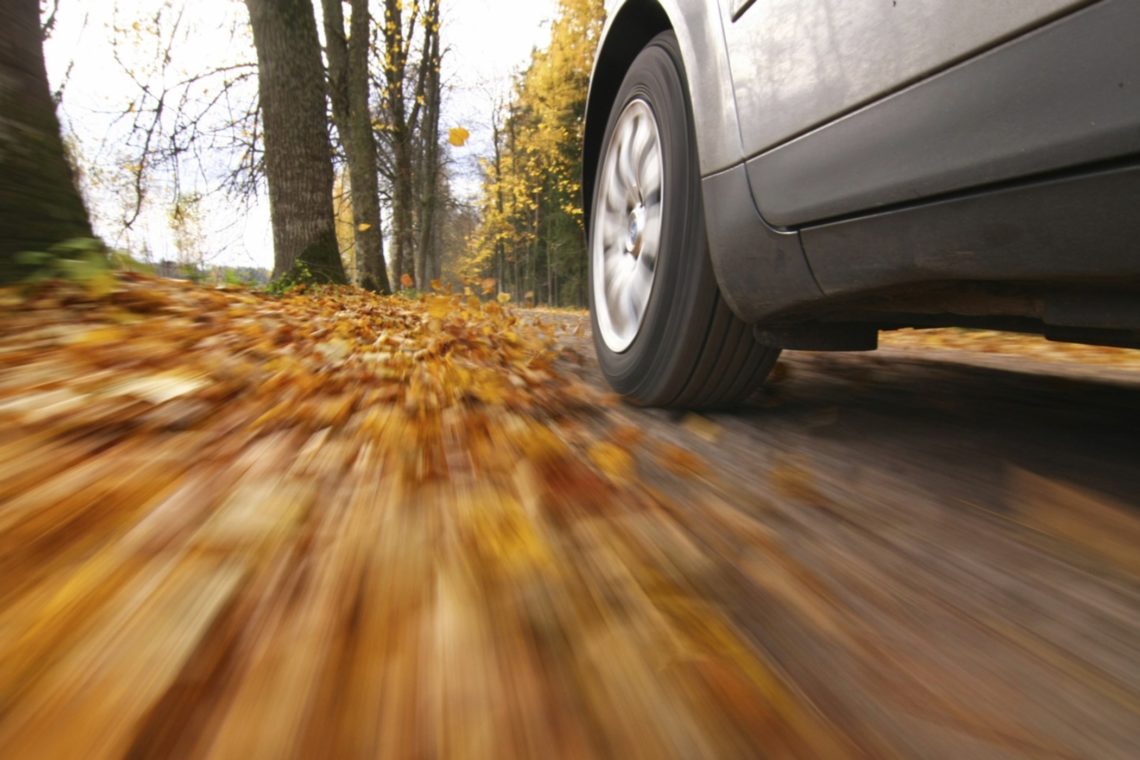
left=583, top=0, right=1140, bottom=407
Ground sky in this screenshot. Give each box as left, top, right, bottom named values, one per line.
left=42, top=0, right=560, bottom=271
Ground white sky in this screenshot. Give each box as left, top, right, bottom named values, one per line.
left=42, top=0, right=560, bottom=271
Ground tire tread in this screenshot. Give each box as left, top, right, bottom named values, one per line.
left=673, top=293, right=777, bottom=409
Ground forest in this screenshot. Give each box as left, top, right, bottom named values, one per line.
left=3, top=0, right=604, bottom=305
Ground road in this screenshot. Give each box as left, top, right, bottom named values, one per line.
left=3, top=282, right=1138, bottom=759
left=550, top=315, right=1140, bottom=758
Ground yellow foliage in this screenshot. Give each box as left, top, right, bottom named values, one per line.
left=460, top=0, right=606, bottom=294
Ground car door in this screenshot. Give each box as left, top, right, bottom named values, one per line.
left=718, top=0, right=1088, bottom=222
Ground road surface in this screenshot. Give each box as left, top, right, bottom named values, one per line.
left=3, top=283, right=1137, bottom=759
left=550, top=314, right=1140, bottom=758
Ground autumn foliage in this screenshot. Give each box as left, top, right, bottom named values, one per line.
left=3, top=275, right=805, bottom=757
left=464, top=0, right=605, bottom=306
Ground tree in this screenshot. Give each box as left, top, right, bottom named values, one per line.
left=1, top=0, right=95, bottom=282
left=245, top=0, right=346, bottom=283
left=464, top=0, right=604, bottom=306
left=321, top=0, right=390, bottom=293
left=413, top=0, right=443, bottom=288
left=377, top=0, right=441, bottom=290
left=168, top=192, right=206, bottom=270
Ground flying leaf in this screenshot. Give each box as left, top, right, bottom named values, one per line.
left=357, top=223, right=372, bottom=232
left=400, top=273, right=413, bottom=288
left=448, top=127, right=470, bottom=147
left=480, top=278, right=496, bottom=295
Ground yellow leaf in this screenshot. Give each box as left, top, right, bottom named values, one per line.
left=588, top=442, right=634, bottom=482
left=426, top=295, right=451, bottom=320
left=356, top=223, right=372, bottom=232
left=400, top=273, right=413, bottom=288
left=497, top=292, right=511, bottom=304
left=480, top=278, right=496, bottom=294
left=448, top=127, right=470, bottom=147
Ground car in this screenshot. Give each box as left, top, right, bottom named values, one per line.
left=582, top=0, right=1140, bottom=407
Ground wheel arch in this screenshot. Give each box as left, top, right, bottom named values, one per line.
left=582, top=1, right=672, bottom=234
left=583, top=1, right=746, bottom=226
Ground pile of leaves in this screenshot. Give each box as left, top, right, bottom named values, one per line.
left=0, top=274, right=832, bottom=758
left=879, top=327, right=1140, bottom=369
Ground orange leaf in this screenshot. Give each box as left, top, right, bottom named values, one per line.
left=656, top=443, right=707, bottom=476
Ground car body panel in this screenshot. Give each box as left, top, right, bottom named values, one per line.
left=746, top=0, right=1140, bottom=226
left=720, top=0, right=1088, bottom=161
left=587, top=0, right=741, bottom=184
left=701, top=164, right=822, bottom=321
left=801, top=164, right=1140, bottom=298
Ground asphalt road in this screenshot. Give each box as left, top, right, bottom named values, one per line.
left=552, top=315, right=1140, bottom=758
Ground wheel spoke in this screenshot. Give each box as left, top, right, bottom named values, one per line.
left=601, top=211, right=622, bottom=247
left=630, top=259, right=653, bottom=312
left=642, top=204, right=661, bottom=257
left=618, top=273, right=639, bottom=328
left=640, top=144, right=662, bottom=205
left=617, top=118, right=638, bottom=192
left=630, top=117, right=652, bottom=192
left=603, top=241, right=625, bottom=281
left=604, top=174, right=625, bottom=215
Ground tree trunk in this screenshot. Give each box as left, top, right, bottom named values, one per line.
left=414, top=0, right=441, bottom=290
left=322, top=0, right=390, bottom=293
left=246, top=0, right=345, bottom=283
left=491, top=113, right=505, bottom=293
left=392, top=141, right=414, bottom=286
left=0, top=0, right=94, bottom=282
left=381, top=0, right=417, bottom=287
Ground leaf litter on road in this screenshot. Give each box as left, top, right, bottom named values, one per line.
left=0, top=274, right=842, bottom=759
left=3, top=274, right=1139, bottom=759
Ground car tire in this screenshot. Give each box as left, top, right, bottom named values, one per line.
left=588, top=31, right=779, bottom=408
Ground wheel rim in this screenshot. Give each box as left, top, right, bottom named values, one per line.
left=592, top=98, right=664, bottom=353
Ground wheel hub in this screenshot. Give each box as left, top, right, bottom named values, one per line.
left=626, top=204, right=645, bottom=258
left=590, top=98, right=664, bottom=353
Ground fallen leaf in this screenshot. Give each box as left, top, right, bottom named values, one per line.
left=588, top=441, right=634, bottom=482
left=682, top=414, right=722, bottom=443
